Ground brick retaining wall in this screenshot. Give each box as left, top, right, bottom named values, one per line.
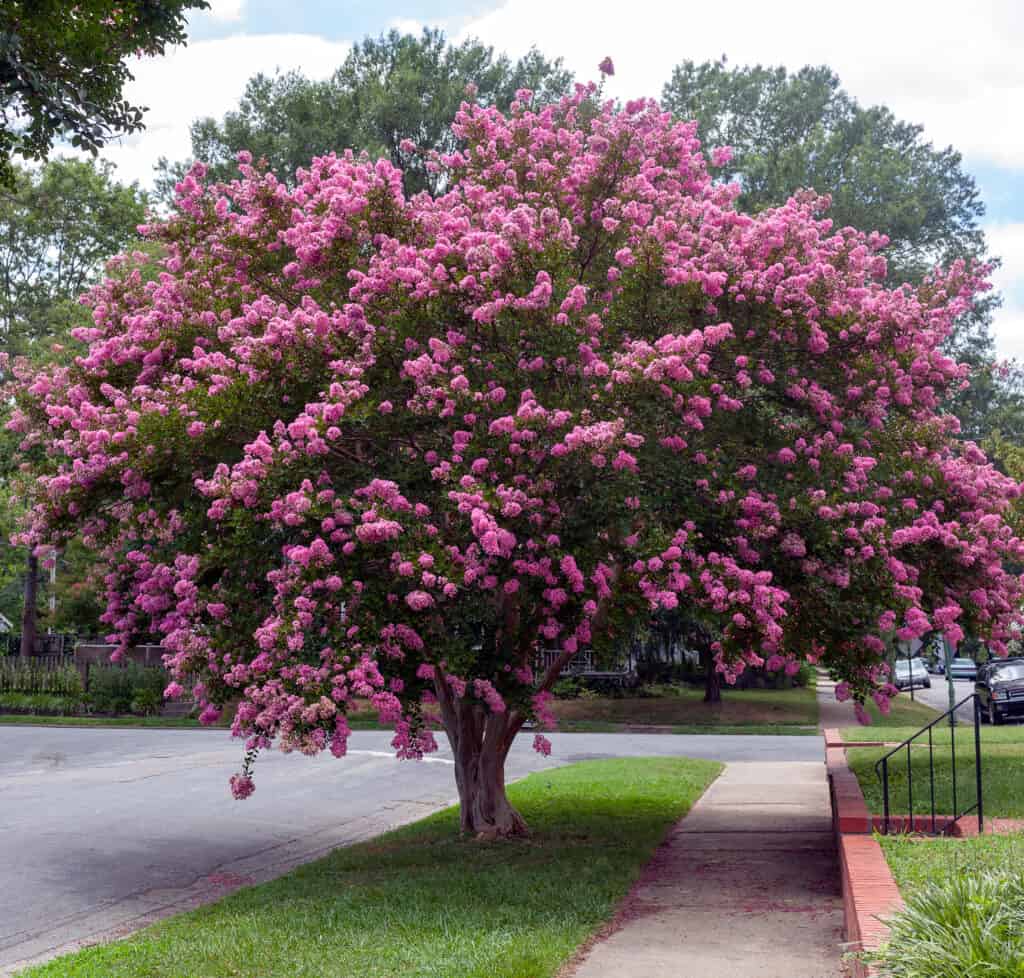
left=823, top=728, right=904, bottom=978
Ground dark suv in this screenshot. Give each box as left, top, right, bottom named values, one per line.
left=976, top=659, right=1024, bottom=725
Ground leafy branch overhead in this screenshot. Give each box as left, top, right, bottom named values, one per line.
left=0, top=0, right=208, bottom=185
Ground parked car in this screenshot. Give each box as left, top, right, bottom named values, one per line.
left=894, top=658, right=931, bottom=690
left=926, top=657, right=944, bottom=675
left=948, top=657, right=977, bottom=681
left=976, top=660, right=1024, bottom=724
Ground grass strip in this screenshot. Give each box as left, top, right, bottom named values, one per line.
left=552, top=684, right=819, bottom=728
left=0, top=714, right=391, bottom=730
left=18, top=756, right=721, bottom=978
left=556, top=720, right=818, bottom=735
left=879, top=833, right=1024, bottom=895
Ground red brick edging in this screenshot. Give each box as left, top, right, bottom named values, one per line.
left=823, top=728, right=904, bottom=978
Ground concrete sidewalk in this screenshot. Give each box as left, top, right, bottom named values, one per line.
left=817, top=674, right=860, bottom=729
left=568, top=762, right=845, bottom=978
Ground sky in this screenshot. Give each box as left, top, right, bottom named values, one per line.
left=94, top=0, right=1023, bottom=359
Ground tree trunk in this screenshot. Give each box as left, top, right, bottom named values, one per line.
left=435, top=678, right=528, bottom=838
left=700, top=643, right=721, bottom=704
left=19, top=552, right=38, bottom=659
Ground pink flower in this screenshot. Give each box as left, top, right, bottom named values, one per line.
left=598, top=57, right=615, bottom=76
left=230, top=773, right=255, bottom=800
left=405, top=590, right=434, bottom=611
left=710, top=146, right=733, bottom=167
left=533, top=734, right=552, bottom=756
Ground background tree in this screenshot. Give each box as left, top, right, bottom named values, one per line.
left=0, top=156, right=148, bottom=359
left=13, top=88, right=1022, bottom=836
left=0, top=0, right=207, bottom=185
left=155, top=28, right=572, bottom=199
left=662, top=61, right=986, bottom=286
left=0, top=157, right=146, bottom=648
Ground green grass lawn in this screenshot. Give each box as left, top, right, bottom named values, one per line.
left=847, top=724, right=1024, bottom=818
left=1, top=685, right=822, bottom=735
left=556, top=721, right=818, bottom=735
left=0, top=714, right=215, bottom=729
left=552, top=684, right=819, bottom=733
left=879, top=833, right=1024, bottom=895
left=17, top=757, right=722, bottom=978
left=853, top=695, right=943, bottom=730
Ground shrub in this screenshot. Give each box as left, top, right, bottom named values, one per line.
left=635, top=658, right=704, bottom=686
left=551, top=677, right=584, bottom=699
left=869, top=872, right=1024, bottom=977
left=129, top=667, right=166, bottom=715
left=0, top=691, right=79, bottom=714
left=0, top=657, right=83, bottom=697
left=86, top=664, right=167, bottom=715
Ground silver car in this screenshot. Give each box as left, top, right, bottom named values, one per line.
left=894, top=658, right=931, bottom=690
left=948, top=657, right=977, bottom=681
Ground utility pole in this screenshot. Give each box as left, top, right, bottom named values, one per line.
left=906, top=642, right=915, bottom=702
left=19, top=551, right=38, bottom=659
left=47, top=557, right=56, bottom=632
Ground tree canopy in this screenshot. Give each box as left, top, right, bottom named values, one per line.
left=162, top=48, right=1023, bottom=455
left=11, top=85, right=1022, bottom=835
left=0, top=0, right=207, bottom=185
left=155, top=28, right=573, bottom=200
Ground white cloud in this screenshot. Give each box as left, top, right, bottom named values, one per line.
left=986, top=223, right=1024, bottom=361
left=458, top=0, right=1024, bottom=168
left=97, top=33, right=351, bottom=188
left=388, top=18, right=426, bottom=35
left=201, top=0, right=247, bottom=23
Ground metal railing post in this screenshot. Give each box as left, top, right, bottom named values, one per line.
left=906, top=743, right=913, bottom=830
left=882, top=757, right=890, bottom=834
left=928, top=725, right=935, bottom=835
left=975, top=694, right=984, bottom=834
left=950, top=714, right=958, bottom=818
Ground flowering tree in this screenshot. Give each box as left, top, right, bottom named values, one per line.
left=9, top=79, right=1023, bottom=837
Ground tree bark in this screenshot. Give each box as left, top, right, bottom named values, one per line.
left=19, top=551, right=38, bottom=659
left=435, top=677, right=528, bottom=838
left=700, top=642, right=721, bottom=704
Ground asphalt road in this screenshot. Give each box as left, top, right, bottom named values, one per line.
left=904, top=675, right=976, bottom=720
left=0, top=726, right=822, bottom=974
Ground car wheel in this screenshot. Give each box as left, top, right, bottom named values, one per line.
left=990, top=702, right=1002, bottom=726
left=924, top=680, right=931, bottom=688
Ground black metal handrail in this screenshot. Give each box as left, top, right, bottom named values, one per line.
left=874, top=693, right=983, bottom=835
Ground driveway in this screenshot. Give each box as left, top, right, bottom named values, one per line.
left=0, top=726, right=821, bottom=974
